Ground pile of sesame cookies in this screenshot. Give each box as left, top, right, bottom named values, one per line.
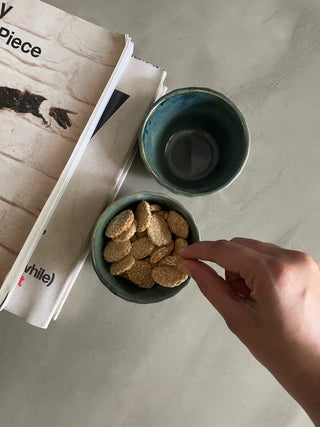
left=103, top=201, right=190, bottom=289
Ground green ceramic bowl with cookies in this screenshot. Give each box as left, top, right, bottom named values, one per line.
left=91, top=192, right=200, bottom=303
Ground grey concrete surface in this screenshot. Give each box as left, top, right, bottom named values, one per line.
left=1, top=0, right=319, bottom=425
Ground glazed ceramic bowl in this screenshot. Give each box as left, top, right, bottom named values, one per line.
left=91, top=192, right=200, bottom=303
left=139, top=87, right=250, bottom=196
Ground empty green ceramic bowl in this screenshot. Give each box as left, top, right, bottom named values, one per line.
left=91, top=192, right=200, bottom=304
left=139, top=87, right=250, bottom=196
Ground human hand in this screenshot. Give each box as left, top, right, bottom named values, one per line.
left=180, top=238, right=320, bottom=425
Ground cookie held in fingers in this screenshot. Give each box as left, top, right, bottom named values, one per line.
left=159, top=255, right=183, bottom=267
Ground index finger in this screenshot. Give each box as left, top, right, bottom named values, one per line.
left=180, top=240, right=263, bottom=279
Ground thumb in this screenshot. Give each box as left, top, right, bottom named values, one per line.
left=180, top=258, right=248, bottom=330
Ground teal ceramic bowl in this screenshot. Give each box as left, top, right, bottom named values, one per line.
left=91, top=192, right=200, bottom=304
left=139, top=87, right=250, bottom=196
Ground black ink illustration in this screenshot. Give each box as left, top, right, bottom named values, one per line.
left=0, top=86, right=76, bottom=129
left=48, top=107, right=75, bottom=129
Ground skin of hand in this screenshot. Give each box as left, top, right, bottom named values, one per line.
left=179, top=238, right=320, bottom=426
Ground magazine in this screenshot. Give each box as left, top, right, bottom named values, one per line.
left=0, top=0, right=133, bottom=304
left=4, top=57, right=167, bottom=328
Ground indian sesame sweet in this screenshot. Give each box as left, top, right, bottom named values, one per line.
left=104, top=200, right=190, bottom=289
left=152, top=266, right=188, bottom=288
left=135, top=201, right=152, bottom=232
left=167, top=210, right=189, bottom=239
left=110, top=254, right=135, bottom=275
left=147, top=212, right=172, bottom=246
left=105, top=209, right=134, bottom=238
left=131, top=236, right=155, bottom=259
left=103, top=239, right=131, bottom=263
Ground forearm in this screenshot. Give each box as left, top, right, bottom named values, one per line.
left=262, top=350, right=320, bottom=426
left=276, top=366, right=320, bottom=426
left=241, top=327, right=320, bottom=425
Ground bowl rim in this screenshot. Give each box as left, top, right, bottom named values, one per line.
left=90, top=191, right=200, bottom=303
left=138, top=86, right=250, bottom=197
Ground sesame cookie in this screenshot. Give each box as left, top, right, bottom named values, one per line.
left=105, top=209, right=134, bottom=239
left=173, top=238, right=188, bottom=255
left=131, top=236, right=155, bottom=259
left=150, top=240, right=174, bottom=264
left=152, top=266, right=188, bottom=287
left=137, top=276, right=155, bottom=289
left=119, top=271, right=129, bottom=279
left=135, top=201, right=152, bottom=232
left=127, top=260, right=154, bottom=287
left=159, top=255, right=183, bottom=267
left=167, top=210, right=189, bottom=239
left=147, top=213, right=172, bottom=247
left=156, top=210, right=168, bottom=219
left=102, top=200, right=192, bottom=290
left=110, top=254, right=135, bottom=275
left=114, top=220, right=137, bottom=242
left=103, top=239, right=131, bottom=263
left=150, top=204, right=162, bottom=212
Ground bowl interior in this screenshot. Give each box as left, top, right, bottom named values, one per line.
left=91, top=192, right=200, bottom=304
left=139, top=88, right=249, bottom=196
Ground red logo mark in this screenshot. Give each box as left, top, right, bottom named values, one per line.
left=18, top=276, right=24, bottom=287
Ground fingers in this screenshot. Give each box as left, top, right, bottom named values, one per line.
left=180, top=240, right=262, bottom=279
left=180, top=258, right=247, bottom=321
left=226, top=276, right=252, bottom=299
left=230, top=237, right=283, bottom=256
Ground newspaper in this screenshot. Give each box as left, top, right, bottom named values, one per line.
left=0, top=0, right=133, bottom=304
left=4, top=57, right=167, bottom=328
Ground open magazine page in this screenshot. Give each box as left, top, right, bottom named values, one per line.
left=0, top=0, right=131, bottom=301
left=4, top=57, right=167, bottom=328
